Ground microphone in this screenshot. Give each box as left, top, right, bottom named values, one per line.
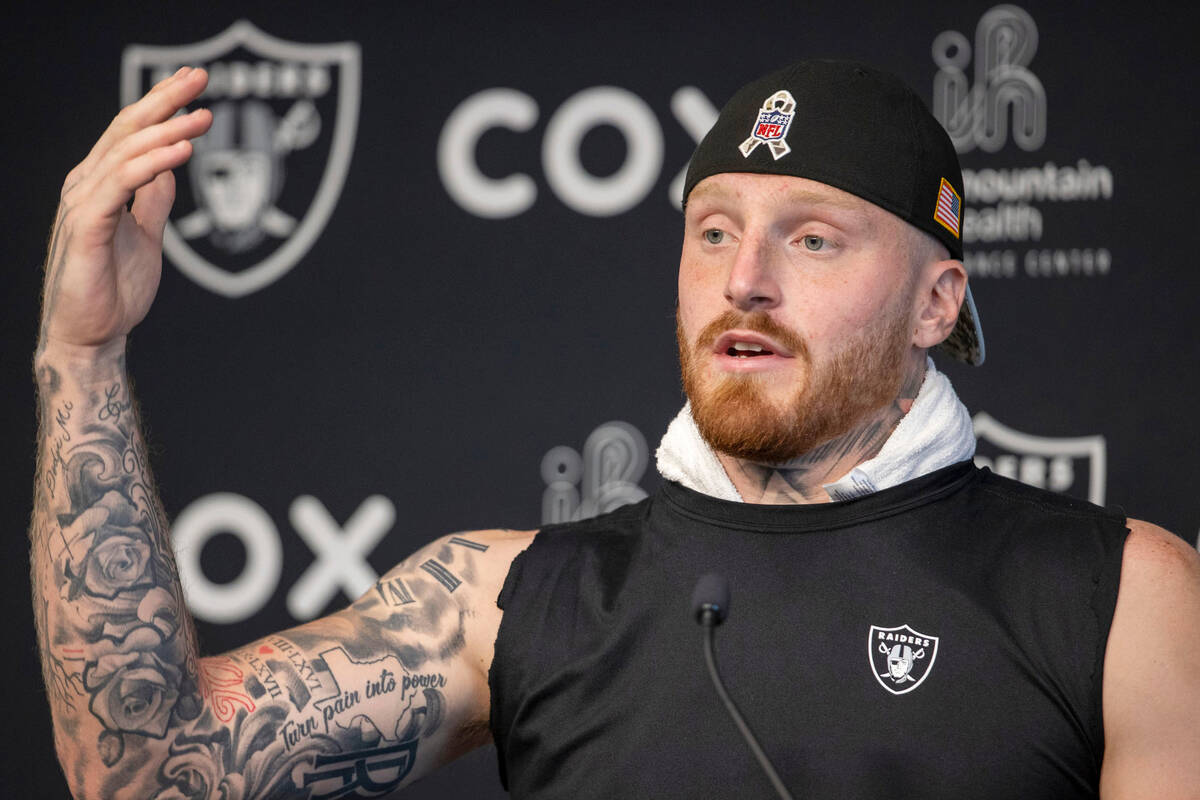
left=692, top=574, right=796, bottom=800
left=692, top=572, right=729, bottom=626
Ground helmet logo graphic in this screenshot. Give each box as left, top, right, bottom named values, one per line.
left=121, top=21, right=361, bottom=297
left=177, top=98, right=319, bottom=252
left=869, top=624, right=940, bottom=695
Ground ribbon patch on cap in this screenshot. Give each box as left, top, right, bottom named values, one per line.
left=933, top=177, right=962, bottom=238
left=739, top=90, right=796, bottom=160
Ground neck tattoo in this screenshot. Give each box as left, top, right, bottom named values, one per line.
left=718, top=360, right=926, bottom=505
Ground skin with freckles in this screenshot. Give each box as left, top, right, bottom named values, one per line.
left=27, top=69, right=1200, bottom=798
left=677, top=173, right=966, bottom=503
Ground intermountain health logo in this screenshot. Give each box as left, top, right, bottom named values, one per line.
left=930, top=4, right=1115, bottom=278
left=121, top=21, right=361, bottom=297
left=931, top=4, right=1045, bottom=154
left=541, top=421, right=649, bottom=524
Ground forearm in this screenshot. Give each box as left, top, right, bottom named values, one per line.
left=31, top=342, right=200, bottom=797
left=31, top=352, right=499, bottom=796
left=24, top=67, right=500, bottom=797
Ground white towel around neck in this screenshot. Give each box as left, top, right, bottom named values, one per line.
left=655, top=358, right=975, bottom=502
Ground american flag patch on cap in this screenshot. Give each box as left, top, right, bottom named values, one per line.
left=933, top=177, right=962, bottom=238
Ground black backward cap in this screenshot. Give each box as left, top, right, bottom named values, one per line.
left=683, top=60, right=983, bottom=365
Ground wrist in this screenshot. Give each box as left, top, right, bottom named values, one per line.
left=34, top=336, right=128, bottom=389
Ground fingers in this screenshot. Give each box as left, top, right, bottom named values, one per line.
left=82, top=107, right=210, bottom=220
left=130, top=170, right=176, bottom=245
left=81, top=67, right=209, bottom=175
left=90, top=139, right=195, bottom=219
left=109, top=107, right=212, bottom=169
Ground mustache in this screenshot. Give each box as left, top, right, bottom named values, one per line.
left=694, top=310, right=809, bottom=360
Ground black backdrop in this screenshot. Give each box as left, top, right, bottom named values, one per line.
left=4, top=1, right=1198, bottom=796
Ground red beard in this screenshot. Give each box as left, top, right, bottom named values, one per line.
left=678, top=306, right=910, bottom=464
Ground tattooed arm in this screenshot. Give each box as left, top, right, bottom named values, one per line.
left=32, top=67, right=534, bottom=797
left=32, top=380, right=526, bottom=797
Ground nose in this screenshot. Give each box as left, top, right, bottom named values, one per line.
left=724, top=233, right=781, bottom=312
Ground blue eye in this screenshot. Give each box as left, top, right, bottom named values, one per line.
left=802, top=235, right=825, bottom=251
left=704, top=229, right=725, bottom=245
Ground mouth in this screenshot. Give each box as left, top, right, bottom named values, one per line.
left=709, top=330, right=794, bottom=371
left=726, top=341, right=773, bottom=358
left=712, top=330, right=792, bottom=358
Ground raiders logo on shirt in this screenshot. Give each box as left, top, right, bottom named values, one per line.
left=869, top=624, right=940, bottom=695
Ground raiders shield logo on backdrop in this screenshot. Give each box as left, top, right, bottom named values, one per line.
left=869, top=624, right=939, bottom=695
left=121, top=21, right=361, bottom=297
left=972, top=412, right=1106, bottom=505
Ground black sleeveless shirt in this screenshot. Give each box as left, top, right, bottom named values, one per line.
left=488, top=463, right=1128, bottom=798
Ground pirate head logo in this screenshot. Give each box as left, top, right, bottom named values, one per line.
left=869, top=624, right=939, bottom=695
left=121, top=21, right=360, bottom=297
left=972, top=412, right=1106, bottom=505
left=739, top=89, right=796, bottom=160
left=179, top=98, right=319, bottom=252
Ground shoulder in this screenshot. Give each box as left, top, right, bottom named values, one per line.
left=533, top=498, right=653, bottom=548
left=1100, top=519, right=1200, bottom=794
left=369, top=528, right=536, bottom=626
left=1107, top=519, right=1200, bottom=655
left=973, top=468, right=1121, bottom=521
left=1105, top=519, right=1200, bottom=667
left=387, top=529, right=537, bottom=686
left=1111, top=519, right=1200, bottom=622
left=1120, top=518, right=1200, bottom=578
left=961, top=473, right=1128, bottom=583
left=460, top=527, right=539, bottom=553
left=429, top=527, right=538, bottom=597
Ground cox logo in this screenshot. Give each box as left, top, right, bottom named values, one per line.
left=172, top=492, right=395, bottom=624
left=437, top=86, right=719, bottom=218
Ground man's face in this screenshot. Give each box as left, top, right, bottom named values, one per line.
left=677, top=173, right=924, bottom=464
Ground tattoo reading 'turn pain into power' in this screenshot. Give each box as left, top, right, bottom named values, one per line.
left=31, top=369, right=487, bottom=796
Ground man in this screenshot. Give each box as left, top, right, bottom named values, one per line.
left=31, top=60, right=1200, bottom=799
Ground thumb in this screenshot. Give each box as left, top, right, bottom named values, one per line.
left=130, top=170, right=177, bottom=244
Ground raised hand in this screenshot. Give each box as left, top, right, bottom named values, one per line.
left=39, top=67, right=212, bottom=353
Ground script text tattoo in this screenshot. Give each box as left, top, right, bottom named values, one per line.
left=32, top=375, right=201, bottom=786
left=31, top=367, right=487, bottom=795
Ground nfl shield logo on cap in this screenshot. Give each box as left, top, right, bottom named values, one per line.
left=739, top=90, right=796, bottom=160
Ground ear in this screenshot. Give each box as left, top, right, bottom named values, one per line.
left=912, top=259, right=967, bottom=349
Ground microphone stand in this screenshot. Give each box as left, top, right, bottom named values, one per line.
left=698, top=605, right=796, bottom=800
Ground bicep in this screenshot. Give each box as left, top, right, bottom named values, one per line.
left=1100, top=519, right=1200, bottom=799
left=181, top=530, right=523, bottom=797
